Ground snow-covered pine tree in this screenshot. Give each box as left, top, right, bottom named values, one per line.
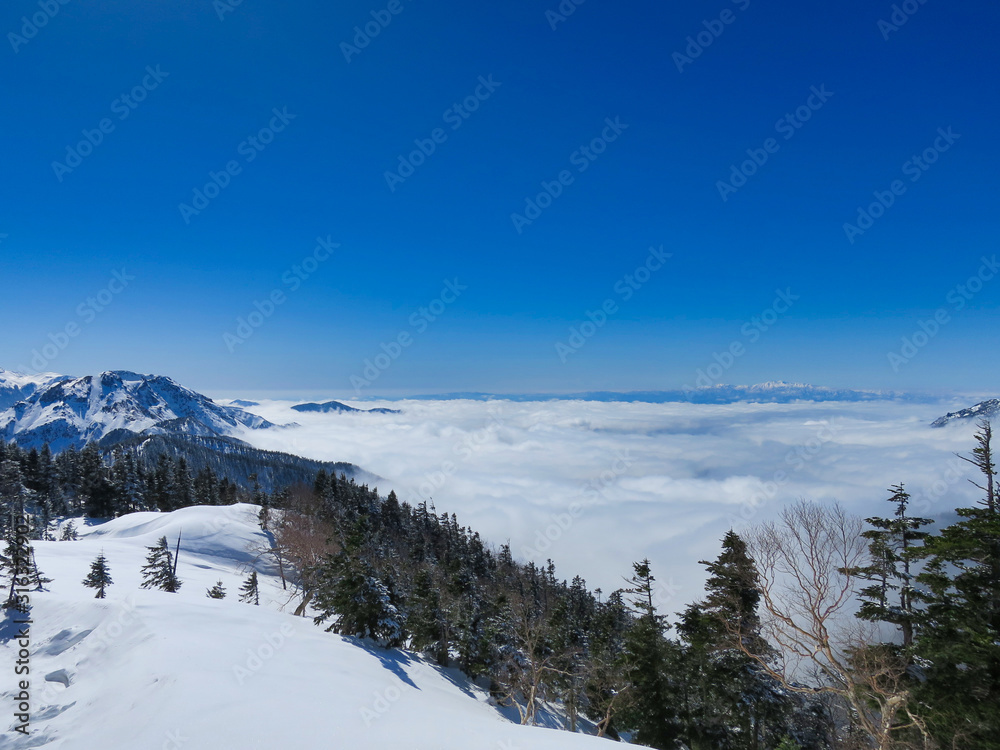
left=60, top=521, right=78, bottom=541
left=82, top=552, right=113, bottom=598
left=313, top=522, right=405, bottom=647
left=238, top=571, right=260, bottom=605
left=140, top=535, right=181, bottom=592
left=407, top=568, right=448, bottom=664
left=206, top=580, right=226, bottom=599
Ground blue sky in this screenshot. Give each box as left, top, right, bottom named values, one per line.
left=1, top=0, right=997, bottom=397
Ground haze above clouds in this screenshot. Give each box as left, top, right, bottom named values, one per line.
left=233, top=397, right=983, bottom=613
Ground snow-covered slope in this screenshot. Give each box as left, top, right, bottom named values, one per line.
left=0, top=370, right=274, bottom=451
left=2, top=505, right=611, bottom=749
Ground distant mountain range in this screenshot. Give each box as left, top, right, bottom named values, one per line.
left=292, top=400, right=401, bottom=415
left=931, top=398, right=1000, bottom=428
left=0, top=369, right=273, bottom=452
left=391, top=381, right=937, bottom=405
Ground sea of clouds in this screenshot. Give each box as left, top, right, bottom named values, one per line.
left=232, top=397, right=983, bottom=616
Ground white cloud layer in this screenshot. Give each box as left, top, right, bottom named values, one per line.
left=232, top=397, right=983, bottom=616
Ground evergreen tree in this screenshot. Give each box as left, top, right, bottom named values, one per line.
left=26, top=547, right=51, bottom=591
left=206, top=580, right=226, bottom=599
left=79, top=443, right=115, bottom=518
left=150, top=454, right=177, bottom=511
left=914, top=421, right=1000, bottom=749
left=678, top=531, right=792, bottom=750
left=845, top=484, right=933, bottom=647
left=60, top=521, right=78, bottom=541
left=618, top=560, right=681, bottom=749
left=110, top=450, right=145, bottom=515
left=408, top=567, right=449, bottom=664
left=584, top=589, right=631, bottom=739
left=313, top=521, right=405, bottom=646
left=140, top=535, right=181, bottom=592
left=82, top=552, right=113, bottom=598
left=239, top=571, right=260, bottom=605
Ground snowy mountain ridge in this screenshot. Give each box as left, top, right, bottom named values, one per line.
left=931, top=398, right=1000, bottom=428
left=393, top=381, right=933, bottom=405
left=0, top=369, right=275, bottom=451
left=0, top=368, right=66, bottom=411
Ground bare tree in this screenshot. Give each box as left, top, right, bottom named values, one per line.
left=495, top=591, right=576, bottom=726
left=586, top=652, right=629, bottom=738
left=275, top=500, right=339, bottom=616
left=740, top=500, right=932, bottom=750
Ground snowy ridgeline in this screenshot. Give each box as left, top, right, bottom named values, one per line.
left=1, top=504, right=612, bottom=750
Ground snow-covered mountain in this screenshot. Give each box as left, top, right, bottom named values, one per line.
left=6, top=504, right=609, bottom=750
left=931, top=398, right=1000, bottom=428
left=0, top=370, right=275, bottom=451
left=0, top=368, right=66, bottom=411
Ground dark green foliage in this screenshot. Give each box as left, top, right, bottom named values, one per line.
left=844, top=484, right=932, bottom=647
left=911, top=421, right=1000, bottom=750
left=206, top=580, right=226, bottom=599
left=313, top=520, right=405, bottom=647
left=239, top=571, right=260, bottom=605
left=407, top=568, right=448, bottom=664
left=618, top=560, right=682, bottom=749
left=82, top=552, right=113, bottom=598
left=140, top=535, right=181, bottom=592
left=673, top=531, right=793, bottom=750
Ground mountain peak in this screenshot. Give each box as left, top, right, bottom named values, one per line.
left=0, top=368, right=274, bottom=451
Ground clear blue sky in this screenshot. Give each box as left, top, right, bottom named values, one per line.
left=1, top=0, right=997, bottom=397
